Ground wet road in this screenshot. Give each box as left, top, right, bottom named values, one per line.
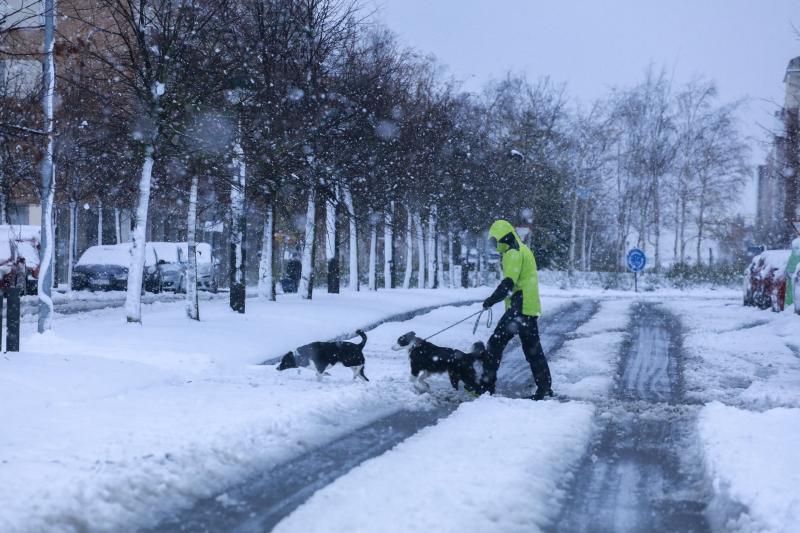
left=556, top=302, right=710, bottom=533
left=149, top=299, right=598, bottom=533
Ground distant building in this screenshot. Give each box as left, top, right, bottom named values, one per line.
left=755, top=56, right=800, bottom=247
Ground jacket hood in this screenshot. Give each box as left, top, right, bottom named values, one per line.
left=489, top=220, right=522, bottom=246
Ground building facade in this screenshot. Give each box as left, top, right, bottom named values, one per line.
left=756, top=56, right=800, bottom=247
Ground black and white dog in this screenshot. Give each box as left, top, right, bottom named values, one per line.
left=392, top=331, right=487, bottom=393
left=277, top=330, right=369, bottom=382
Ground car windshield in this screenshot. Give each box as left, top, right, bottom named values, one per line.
left=177, top=242, right=212, bottom=264
left=148, top=242, right=181, bottom=264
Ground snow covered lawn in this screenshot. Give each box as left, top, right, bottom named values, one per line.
left=1, top=289, right=491, bottom=532
left=273, top=396, right=595, bottom=533
left=700, top=402, right=800, bottom=533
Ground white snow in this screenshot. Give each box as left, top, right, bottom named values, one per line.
left=0, top=289, right=489, bottom=532
left=552, top=299, right=630, bottom=400
left=700, top=402, right=800, bottom=533
left=665, top=296, right=800, bottom=532
left=273, top=397, right=595, bottom=533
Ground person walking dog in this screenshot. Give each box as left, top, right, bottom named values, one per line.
left=480, top=220, right=553, bottom=399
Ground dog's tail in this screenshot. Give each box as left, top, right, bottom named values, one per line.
left=276, top=351, right=298, bottom=371
left=355, top=329, right=367, bottom=349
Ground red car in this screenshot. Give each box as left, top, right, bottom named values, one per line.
left=0, top=226, right=41, bottom=295
left=749, top=250, right=791, bottom=311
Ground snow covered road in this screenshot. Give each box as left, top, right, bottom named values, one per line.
left=558, top=302, right=709, bottom=532
left=150, top=300, right=599, bottom=532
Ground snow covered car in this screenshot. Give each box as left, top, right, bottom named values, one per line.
left=750, top=250, right=791, bottom=312
left=742, top=255, right=762, bottom=306
left=152, top=242, right=218, bottom=293
left=72, top=244, right=163, bottom=292
left=794, top=268, right=800, bottom=315
left=0, top=225, right=41, bottom=295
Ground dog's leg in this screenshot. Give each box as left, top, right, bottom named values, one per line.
left=316, top=365, right=328, bottom=382
left=351, top=365, right=368, bottom=381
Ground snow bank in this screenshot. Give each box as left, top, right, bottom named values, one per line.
left=665, top=299, right=800, bottom=408
left=700, top=402, right=800, bottom=532
left=273, top=397, right=595, bottom=533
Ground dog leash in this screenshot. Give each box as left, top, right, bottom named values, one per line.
left=424, top=307, right=493, bottom=341
left=472, top=307, right=493, bottom=335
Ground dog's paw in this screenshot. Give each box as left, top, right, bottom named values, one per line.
left=413, top=381, right=431, bottom=394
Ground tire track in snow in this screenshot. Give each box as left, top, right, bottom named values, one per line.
left=556, top=302, right=710, bottom=533
left=148, top=299, right=598, bottom=533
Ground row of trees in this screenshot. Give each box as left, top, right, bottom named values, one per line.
left=1, top=0, right=751, bottom=329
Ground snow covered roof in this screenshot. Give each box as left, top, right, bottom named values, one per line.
left=77, top=244, right=158, bottom=267
left=0, top=224, right=40, bottom=241
left=759, top=250, right=791, bottom=272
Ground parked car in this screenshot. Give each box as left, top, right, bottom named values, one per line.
left=794, top=267, right=800, bottom=315
left=743, top=255, right=762, bottom=306
left=72, top=244, right=162, bottom=292
left=749, top=250, right=791, bottom=312
left=152, top=242, right=218, bottom=293
left=0, top=225, right=41, bottom=295
left=0, top=241, right=27, bottom=293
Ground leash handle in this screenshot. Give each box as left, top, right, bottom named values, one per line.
left=472, top=307, right=493, bottom=335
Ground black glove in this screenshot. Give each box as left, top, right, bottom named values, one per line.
left=483, top=278, right=514, bottom=309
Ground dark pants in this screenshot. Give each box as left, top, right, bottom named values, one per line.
left=483, top=309, right=551, bottom=394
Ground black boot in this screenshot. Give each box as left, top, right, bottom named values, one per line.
left=530, top=388, right=554, bottom=400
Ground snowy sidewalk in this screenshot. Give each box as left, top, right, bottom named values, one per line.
left=665, top=298, right=800, bottom=532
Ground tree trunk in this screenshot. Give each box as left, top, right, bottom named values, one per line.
left=368, top=213, right=378, bottom=291
left=298, top=186, right=316, bottom=299
left=125, top=146, right=155, bottom=323
left=383, top=202, right=394, bottom=289
left=228, top=132, right=247, bottom=313
left=37, top=0, right=56, bottom=332
left=0, top=141, right=5, bottom=224
left=114, top=208, right=121, bottom=244
left=653, top=174, right=661, bottom=272
left=414, top=211, right=425, bottom=289
left=580, top=200, right=589, bottom=271
left=325, top=187, right=339, bottom=293
left=185, top=175, right=199, bottom=320
left=476, top=235, right=484, bottom=287
left=426, top=207, right=438, bottom=288
left=696, top=200, right=706, bottom=266
left=342, top=185, right=358, bottom=291
left=67, top=200, right=77, bottom=289
left=258, top=198, right=275, bottom=300
left=97, top=199, right=103, bottom=245
left=436, top=232, right=444, bottom=288
left=568, top=184, right=579, bottom=272
left=402, top=206, right=413, bottom=289
left=447, top=229, right=454, bottom=288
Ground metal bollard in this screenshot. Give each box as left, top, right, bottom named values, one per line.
left=6, top=288, right=20, bottom=352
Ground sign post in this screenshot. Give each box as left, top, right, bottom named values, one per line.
left=626, top=248, right=647, bottom=292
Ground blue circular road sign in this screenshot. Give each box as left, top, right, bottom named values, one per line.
left=626, top=248, right=647, bottom=273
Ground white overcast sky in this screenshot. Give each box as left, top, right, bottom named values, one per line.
left=370, top=0, right=800, bottom=214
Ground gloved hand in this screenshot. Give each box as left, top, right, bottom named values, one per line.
left=482, top=298, right=493, bottom=309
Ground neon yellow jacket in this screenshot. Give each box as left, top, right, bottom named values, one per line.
left=489, top=220, right=542, bottom=317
